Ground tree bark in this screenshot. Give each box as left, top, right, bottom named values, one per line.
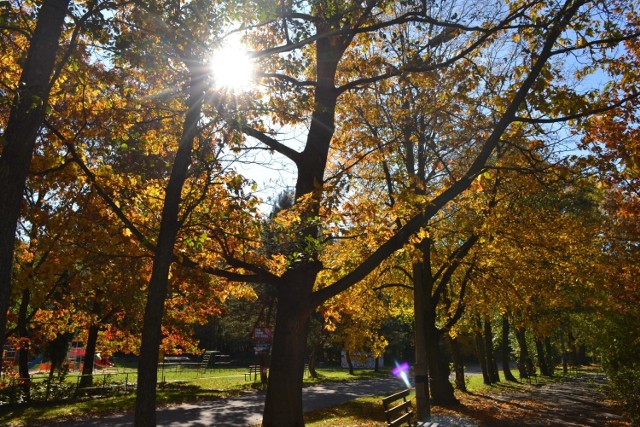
left=544, top=337, right=555, bottom=377
left=0, top=0, right=71, bottom=375
left=501, top=316, right=518, bottom=382
left=535, top=337, right=550, bottom=376
left=448, top=335, right=467, bottom=392
left=515, top=327, right=531, bottom=378
left=262, top=272, right=315, bottom=427
left=345, top=350, right=354, bottom=375
left=261, top=25, right=347, bottom=427
left=79, top=324, right=100, bottom=389
left=134, top=66, right=204, bottom=427
left=427, top=332, right=457, bottom=405
left=475, top=319, right=491, bottom=385
left=412, top=239, right=431, bottom=418
left=484, top=319, right=500, bottom=383
left=560, top=326, right=568, bottom=375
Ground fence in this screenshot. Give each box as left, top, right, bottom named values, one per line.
left=0, top=371, right=135, bottom=405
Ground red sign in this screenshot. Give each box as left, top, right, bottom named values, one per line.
left=252, top=327, right=272, bottom=342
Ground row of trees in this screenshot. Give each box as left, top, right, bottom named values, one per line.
left=1, top=0, right=638, bottom=426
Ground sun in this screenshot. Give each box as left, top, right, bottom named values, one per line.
left=209, top=37, right=254, bottom=92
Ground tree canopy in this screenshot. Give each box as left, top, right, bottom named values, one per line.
left=0, top=0, right=638, bottom=426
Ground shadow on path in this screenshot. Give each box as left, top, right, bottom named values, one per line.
left=452, top=372, right=629, bottom=427
left=53, top=377, right=404, bottom=426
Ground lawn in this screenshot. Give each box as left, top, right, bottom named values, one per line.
left=0, top=365, right=388, bottom=426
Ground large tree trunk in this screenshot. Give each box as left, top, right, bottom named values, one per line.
left=412, top=239, right=431, bottom=418
left=261, top=27, right=346, bottom=427
left=483, top=319, right=500, bottom=383
left=448, top=335, right=467, bottom=392
left=0, top=0, right=71, bottom=375
left=79, top=324, right=100, bottom=389
left=134, top=67, right=203, bottom=427
left=262, top=274, right=314, bottom=427
left=427, top=332, right=457, bottom=405
left=501, top=316, right=518, bottom=382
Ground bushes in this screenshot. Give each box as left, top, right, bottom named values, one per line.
left=594, top=312, right=640, bottom=426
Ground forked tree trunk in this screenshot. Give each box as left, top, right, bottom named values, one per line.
left=501, top=316, right=518, bottom=382
left=262, top=275, right=314, bottom=427
left=0, top=0, right=71, bottom=375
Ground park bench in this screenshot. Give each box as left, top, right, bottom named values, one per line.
left=245, top=364, right=264, bottom=381
left=245, top=364, right=260, bottom=381
left=382, top=389, right=438, bottom=427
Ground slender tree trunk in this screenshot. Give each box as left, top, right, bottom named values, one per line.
left=0, top=0, right=71, bottom=375
left=515, top=327, right=530, bottom=378
left=483, top=319, right=500, bottom=383
left=448, top=335, right=467, bottom=392
left=17, top=288, right=31, bottom=401
left=535, top=337, right=550, bottom=376
left=345, top=350, right=354, bottom=375
left=560, top=327, right=568, bottom=375
left=568, top=330, right=578, bottom=367
left=475, top=319, right=490, bottom=384
left=134, top=66, right=204, bottom=427
left=307, top=337, right=322, bottom=379
left=79, top=324, right=100, bottom=388
left=501, top=316, right=518, bottom=382
left=544, top=337, right=555, bottom=376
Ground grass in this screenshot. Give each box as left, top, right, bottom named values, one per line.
left=304, top=368, right=583, bottom=427
left=1, top=366, right=602, bottom=427
left=0, top=366, right=387, bottom=426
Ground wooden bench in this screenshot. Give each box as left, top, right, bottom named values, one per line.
left=382, top=389, right=438, bottom=427
left=245, top=365, right=261, bottom=381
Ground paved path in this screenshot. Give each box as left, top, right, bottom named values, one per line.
left=455, top=372, right=629, bottom=427
left=54, top=377, right=405, bottom=426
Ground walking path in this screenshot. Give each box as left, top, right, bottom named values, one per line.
left=54, top=377, right=404, bottom=426
left=51, top=371, right=629, bottom=426
left=446, top=372, right=629, bottom=427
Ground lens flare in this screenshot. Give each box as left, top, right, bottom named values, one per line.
left=392, top=361, right=411, bottom=388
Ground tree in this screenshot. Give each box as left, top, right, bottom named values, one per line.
left=0, top=0, right=72, bottom=374
left=213, top=2, right=638, bottom=424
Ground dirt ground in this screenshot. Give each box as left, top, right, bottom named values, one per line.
left=433, top=372, right=630, bottom=427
